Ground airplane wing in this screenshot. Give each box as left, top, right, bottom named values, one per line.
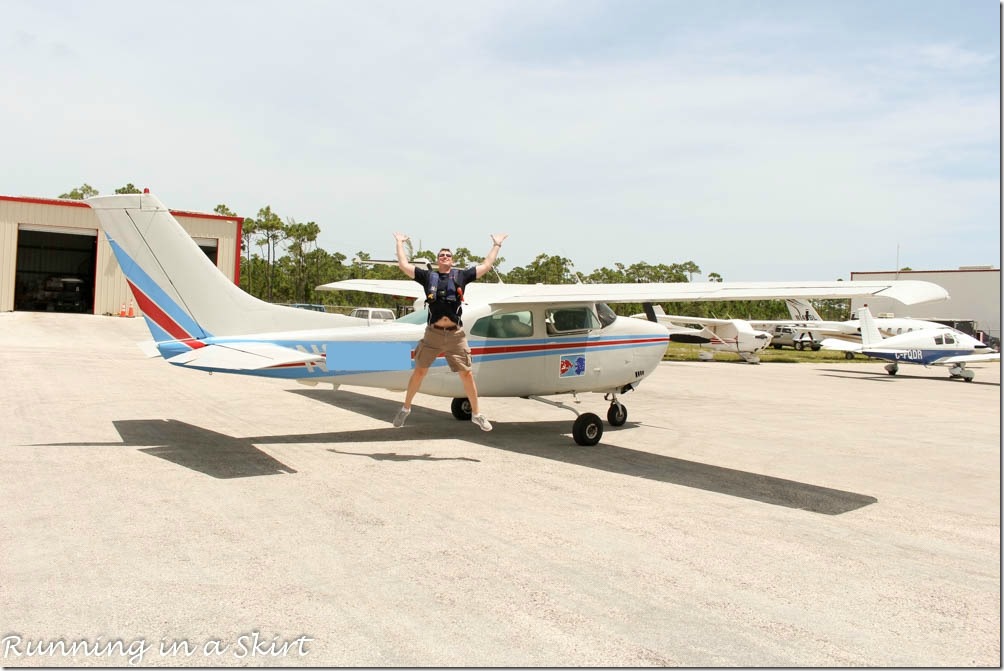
left=654, top=314, right=756, bottom=328
left=480, top=280, right=949, bottom=306
left=319, top=279, right=949, bottom=306
left=318, top=279, right=424, bottom=299
left=164, top=342, right=324, bottom=370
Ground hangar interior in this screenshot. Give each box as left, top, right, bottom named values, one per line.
left=1, top=195, right=240, bottom=316
left=15, top=227, right=97, bottom=313
left=13, top=229, right=218, bottom=314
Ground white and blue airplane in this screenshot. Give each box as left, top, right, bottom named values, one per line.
left=757, top=298, right=966, bottom=348
left=628, top=305, right=773, bottom=364
left=86, top=192, right=950, bottom=444
left=820, top=307, right=999, bottom=381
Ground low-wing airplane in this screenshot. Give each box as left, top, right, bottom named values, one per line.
left=757, top=298, right=960, bottom=345
left=628, top=305, right=773, bottom=364
left=86, top=192, right=950, bottom=445
left=820, top=307, right=999, bottom=381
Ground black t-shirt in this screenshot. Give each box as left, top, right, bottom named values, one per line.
left=414, top=266, right=477, bottom=326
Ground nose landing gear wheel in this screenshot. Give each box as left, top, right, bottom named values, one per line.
left=451, top=397, right=472, bottom=420
left=572, top=413, right=603, bottom=446
left=607, top=403, right=627, bottom=426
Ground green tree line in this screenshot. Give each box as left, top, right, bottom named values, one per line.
left=60, top=184, right=850, bottom=320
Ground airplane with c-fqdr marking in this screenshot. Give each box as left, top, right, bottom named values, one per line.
left=820, top=306, right=999, bottom=381
left=86, top=192, right=950, bottom=445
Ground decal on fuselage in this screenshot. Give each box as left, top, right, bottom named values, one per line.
left=559, top=355, right=586, bottom=377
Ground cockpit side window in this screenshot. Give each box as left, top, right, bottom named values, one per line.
left=545, top=306, right=600, bottom=336
left=470, top=310, right=534, bottom=339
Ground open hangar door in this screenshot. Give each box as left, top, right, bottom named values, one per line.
left=14, top=226, right=97, bottom=313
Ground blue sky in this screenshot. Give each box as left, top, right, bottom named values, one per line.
left=2, top=0, right=998, bottom=281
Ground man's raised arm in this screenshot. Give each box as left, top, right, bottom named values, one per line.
left=394, top=232, right=416, bottom=279
left=475, top=233, right=509, bottom=278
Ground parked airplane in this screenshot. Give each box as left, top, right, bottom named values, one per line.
left=628, top=305, right=772, bottom=364
left=820, top=307, right=999, bottom=381
left=86, top=192, right=950, bottom=445
left=751, top=298, right=963, bottom=355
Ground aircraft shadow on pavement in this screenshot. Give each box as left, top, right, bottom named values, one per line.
left=818, top=368, right=1000, bottom=386
left=34, top=389, right=876, bottom=514
left=38, top=419, right=298, bottom=480
left=290, top=388, right=876, bottom=516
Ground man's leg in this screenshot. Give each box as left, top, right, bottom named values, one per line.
left=403, top=366, right=429, bottom=409
left=458, top=370, right=479, bottom=415
left=394, top=367, right=429, bottom=426
left=395, top=330, right=439, bottom=427
left=459, top=370, right=492, bottom=431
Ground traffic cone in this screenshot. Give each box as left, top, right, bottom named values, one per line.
left=127, top=300, right=135, bottom=318
left=119, top=302, right=126, bottom=317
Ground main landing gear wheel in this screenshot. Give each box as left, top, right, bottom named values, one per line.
left=885, top=363, right=899, bottom=376
left=607, top=402, right=627, bottom=426
left=572, top=413, right=603, bottom=446
left=451, top=397, right=472, bottom=420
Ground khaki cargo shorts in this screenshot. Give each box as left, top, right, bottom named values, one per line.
left=414, top=325, right=473, bottom=372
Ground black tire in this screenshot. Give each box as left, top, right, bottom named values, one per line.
left=607, top=403, right=627, bottom=426
left=844, top=352, right=855, bottom=360
left=794, top=341, right=804, bottom=351
left=572, top=413, right=603, bottom=446
left=811, top=345, right=821, bottom=351
left=451, top=397, right=472, bottom=420
left=772, top=344, right=782, bottom=349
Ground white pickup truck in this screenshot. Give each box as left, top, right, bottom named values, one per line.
left=349, top=307, right=396, bottom=323
left=770, top=325, right=822, bottom=351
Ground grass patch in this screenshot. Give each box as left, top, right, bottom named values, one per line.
left=662, top=342, right=865, bottom=363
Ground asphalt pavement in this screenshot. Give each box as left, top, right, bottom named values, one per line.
left=0, top=311, right=999, bottom=666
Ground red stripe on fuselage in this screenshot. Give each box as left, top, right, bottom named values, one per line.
left=471, top=337, right=668, bottom=357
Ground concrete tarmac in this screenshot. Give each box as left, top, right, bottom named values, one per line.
left=0, top=312, right=999, bottom=667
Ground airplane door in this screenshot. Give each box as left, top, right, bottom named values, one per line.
left=545, top=306, right=603, bottom=394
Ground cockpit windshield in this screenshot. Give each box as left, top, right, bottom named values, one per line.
left=595, top=302, right=617, bottom=328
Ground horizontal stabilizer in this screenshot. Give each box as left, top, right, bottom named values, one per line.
left=138, top=340, right=161, bottom=358
left=820, top=338, right=861, bottom=352
left=326, top=341, right=416, bottom=372
left=165, top=342, right=323, bottom=370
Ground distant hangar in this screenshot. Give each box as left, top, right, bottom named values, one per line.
left=850, top=268, right=1000, bottom=341
left=0, top=194, right=242, bottom=316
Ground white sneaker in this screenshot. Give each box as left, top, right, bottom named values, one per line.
left=392, top=407, right=411, bottom=427
left=471, top=413, right=493, bottom=432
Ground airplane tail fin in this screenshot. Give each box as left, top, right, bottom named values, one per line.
left=87, top=193, right=360, bottom=342
left=641, top=303, right=667, bottom=322
left=856, top=306, right=883, bottom=348
left=785, top=298, right=822, bottom=321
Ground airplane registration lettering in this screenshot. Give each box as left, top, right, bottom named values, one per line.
left=559, top=355, right=586, bottom=377
left=894, top=350, right=923, bottom=361
left=295, top=344, right=329, bottom=372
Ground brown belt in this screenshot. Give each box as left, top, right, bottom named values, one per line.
left=430, top=324, right=458, bottom=331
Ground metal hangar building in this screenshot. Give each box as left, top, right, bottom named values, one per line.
left=0, top=194, right=242, bottom=316
left=850, top=267, right=1001, bottom=341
